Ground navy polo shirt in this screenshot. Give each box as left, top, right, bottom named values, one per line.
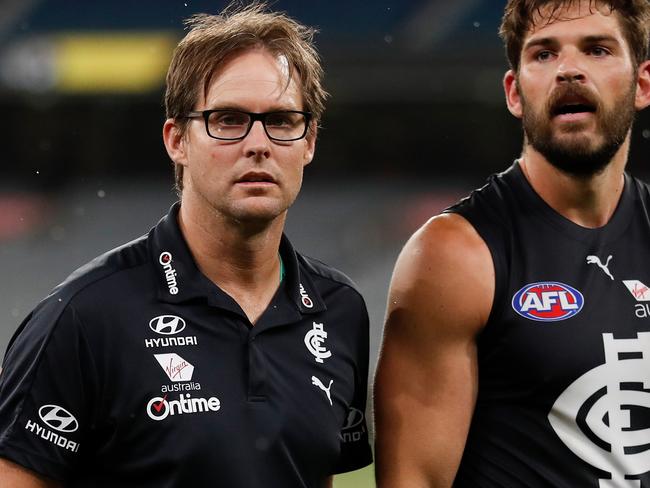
left=0, top=203, right=372, bottom=487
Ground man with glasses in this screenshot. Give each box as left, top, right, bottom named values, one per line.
left=0, top=4, right=372, bottom=487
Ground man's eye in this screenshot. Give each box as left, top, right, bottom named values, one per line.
left=589, top=46, right=609, bottom=57
left=536, top=50, right=554, bottom=62
left=215, top=112, right=248, bottom=126
left=266, top=114, right=295, bottom=127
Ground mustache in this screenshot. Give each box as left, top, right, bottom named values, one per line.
left=546, top=84, right=600, bottom=116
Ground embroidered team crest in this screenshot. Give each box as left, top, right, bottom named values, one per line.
left=512, top=282, right=584, bottom=322
left=304, top=322, right=331, bottom=363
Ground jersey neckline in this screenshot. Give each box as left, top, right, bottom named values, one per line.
left=507, top=160, right=636, bottom=245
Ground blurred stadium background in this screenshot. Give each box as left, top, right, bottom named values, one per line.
left=1, top=1, right=649, bottom=486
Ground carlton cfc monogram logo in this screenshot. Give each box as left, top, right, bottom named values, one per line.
left=304, top=322, right=331, bottom=363
left=512, top=281, right=584, bottom=321
left=549, top=332, right=650, bottom=487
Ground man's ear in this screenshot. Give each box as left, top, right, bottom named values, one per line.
left=504, top=70, right=523, bottom=119
left=302, top=122, right=317, bottom=167
left=635, top=60, right=650, bottom=111
left=162, top=119, right=188, bottom=167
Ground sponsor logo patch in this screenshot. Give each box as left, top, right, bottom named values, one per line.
left=149, top=315, right=186, bottom=335
left=154, top=353, right=194, bottom=382
left=586, top=254, right=614, bottom=280
left=159, top=252, right=179, bottom=295
left=146, top=393, right=221, bottom=421
left=340, top=407, right=367, bottom=443
left=512, top=281, right=584, bottom=322
left=299, top=284, right=314, bottom=308
left=622, top=280, right=650, bottom=318
left=25, top=404, right=80, bottom=453
left=38, top=405, right=79, bottom=433
left=311, top=376, right=333, bottom=406
left=623, top=280, right=650, bottom=302
left=145, top=315, right=198, bottom=348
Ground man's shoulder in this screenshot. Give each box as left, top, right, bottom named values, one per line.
left=46, top=233, right=151, bottom=311
left=410, top=213, right=488, bottom=266
left=7, top=233, right=152, bottom=352
left=297, top=253, right=363, bottom=300
left=446, top=165, right=519, bottom=222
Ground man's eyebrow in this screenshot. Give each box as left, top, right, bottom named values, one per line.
left=524, top=34, right=620, bottom=51
left=204, top=104, right=300, bottom=113
left=523, top=37, right=557, bottom=51
left=582, top=34, right=619, bottom=45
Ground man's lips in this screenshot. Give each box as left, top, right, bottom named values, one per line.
left=553, top=110, right=595, bottom=123
left=549, top=92, right=597, bottom=123
left=235, top=172, right=277, bottom=185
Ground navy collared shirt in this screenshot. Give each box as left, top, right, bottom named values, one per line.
left=0, top=203, right=372, bottom=487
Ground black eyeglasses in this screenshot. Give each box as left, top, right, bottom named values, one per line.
left=184, top=109, right=312, bottom=141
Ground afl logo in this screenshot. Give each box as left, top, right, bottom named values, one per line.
left=149, top=315, right=186, bottom=335
left=512, top=281, right=584, bottom=322
left=38, top=405, right=79, bottom=433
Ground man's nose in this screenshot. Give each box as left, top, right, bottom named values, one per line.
left=556, top=51, right=586, bottom=84
left=244, top=120, right=271, bottom=159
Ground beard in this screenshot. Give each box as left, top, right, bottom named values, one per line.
left=520, top=79, right=637, bottom=178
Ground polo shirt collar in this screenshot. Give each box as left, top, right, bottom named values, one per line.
left=148, top=203, right=326, bottom=316
left=278, top=233, right=326, bottom=315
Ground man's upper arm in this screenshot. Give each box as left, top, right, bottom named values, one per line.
left=374, top=213, right=494, bottom=488
left=0, top=458, right=61, bottom=488
left=0, top=301, right=92, bottom=482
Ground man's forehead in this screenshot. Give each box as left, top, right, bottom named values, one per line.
left=528, top=1, right=615, bottom=33
left=203, top=48, right=301, bottom=105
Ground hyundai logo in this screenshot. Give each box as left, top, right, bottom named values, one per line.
left=149, top=315, right=187, bottom=335
left=38, top=405, right=79, bottom=433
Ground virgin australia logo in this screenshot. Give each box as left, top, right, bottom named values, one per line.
left=548, top=332, right=650, bottom=487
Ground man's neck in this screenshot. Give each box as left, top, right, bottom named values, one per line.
left=178, top=195, right=285, bottom=323
left=519, top=141, right=629, bottom=228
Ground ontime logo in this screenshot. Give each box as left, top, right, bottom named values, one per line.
left=146, top=394, right=221, bottom=421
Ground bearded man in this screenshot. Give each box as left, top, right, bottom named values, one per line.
left=375, top=1, right=650, bottom=487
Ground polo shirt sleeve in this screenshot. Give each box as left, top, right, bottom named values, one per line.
left=334, top=301, right=373, bottom=473
left=0, top=299, right=97, bottom=481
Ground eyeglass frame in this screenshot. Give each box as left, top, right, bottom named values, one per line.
left=183, top=109, right=313, bottom=142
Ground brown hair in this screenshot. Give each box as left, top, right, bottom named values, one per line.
left=499, top=0, right=650, bottom=72
left=164, top=2, right=328, bottom=192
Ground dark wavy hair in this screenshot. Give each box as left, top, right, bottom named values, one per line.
left=500, top=0, right=650, bottom=71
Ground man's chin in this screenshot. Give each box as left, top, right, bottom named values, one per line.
left=549, top=133, right=601, bottom=155
left=228, top=200, right=288, bottom=225
left=532, top=139, right=615, bottom=178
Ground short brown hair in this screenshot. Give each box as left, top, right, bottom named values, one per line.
left=164, top=2, right=328, bottom=192
left=500, top=0, right=650, bottom=72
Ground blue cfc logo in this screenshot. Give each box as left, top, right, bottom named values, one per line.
left=512, top=282, right=584, bottom=322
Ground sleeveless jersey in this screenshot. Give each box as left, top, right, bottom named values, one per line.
left=446, top=162, right=650, bottom=488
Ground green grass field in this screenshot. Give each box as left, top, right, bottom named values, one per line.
left=334, top=464, right=375, bottom=488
